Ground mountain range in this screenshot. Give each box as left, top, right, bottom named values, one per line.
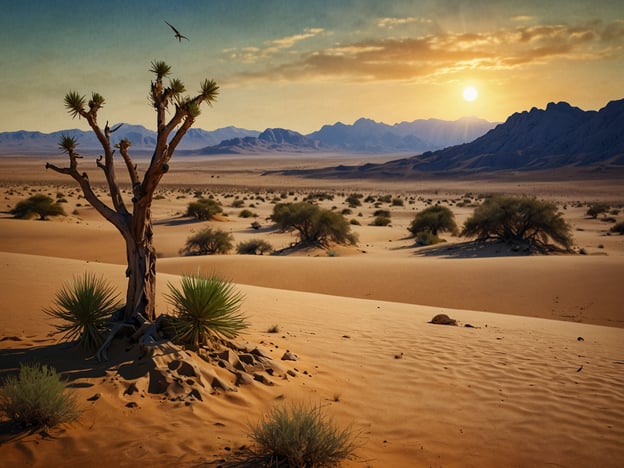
left=0, top=117, right=495, bottom=155
left=274, top=99, right=624, bottom=177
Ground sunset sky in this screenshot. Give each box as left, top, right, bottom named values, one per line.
left=1, top=0, right=623, bottom=134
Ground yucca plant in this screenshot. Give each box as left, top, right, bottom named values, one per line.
left=0, top=362, right=80, bottom=429
left=165, top=273, right=247, bottom=348
left=44, top=272, right=120, bottom=352
left=250, top=403, right=357, bottom=467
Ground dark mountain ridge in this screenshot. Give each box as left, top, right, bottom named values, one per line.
left=274, top=99, right=624, bottom=178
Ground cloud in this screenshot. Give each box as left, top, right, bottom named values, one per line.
left=377, top=17, right=432, bottom=28
left=222, top=28, right=325, bottom=64
left=231, top=20, right=624, bottom=82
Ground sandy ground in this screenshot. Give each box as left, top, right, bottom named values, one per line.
left=1, top=155, right=623, bottom=467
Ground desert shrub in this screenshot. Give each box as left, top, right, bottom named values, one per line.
left=237, top=239, right=273, bottom=255
left=231, top=199, right=245, bottom=208
left=345, top=193, right=363, bottom=208
left=165, top=273, right=247, bottom=347
left=341, top=208, right=353, bottom=215
left=391, top=197, right=404, bottom=206
left=304, top=192, right=334, bottom=202
left=271, top=202, right=357, bottom=247
left=373, top=209, right=391, bottom=217
left=378, top=194, right=392, bottom=203
left=181, top=227, right=234, bottom=255
left=350, top=219, right=361, bottom=226
left=586, top=203, right=610, bottom=219
left=408, top=205, right=458, bottom=237
left=462, top=195, right=573, bottom=250
left=238, top=209, right=256, bottom=218
left=250, top=221, right=262, bottom=230
left=10, top=194, right=66, bottom=220
left=185, top=197, right=223, bottom=220
left=414, top=231, right=445, bottom=246
left=0, top=363, right=80, bottom=429
left=370, top=216, right=391, bottom=226
left=611, top=221, right=624, bottom=234
left=44, top=273, right=120, bottom=352
left=250, top=403, right=357, bottom=467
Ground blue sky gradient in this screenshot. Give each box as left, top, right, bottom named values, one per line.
left=1, top=0, right=623, bottom=133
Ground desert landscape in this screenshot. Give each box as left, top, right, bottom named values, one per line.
left=1, top=153, right=623, bottom=467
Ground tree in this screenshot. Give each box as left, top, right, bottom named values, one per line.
left=180, top=227, right=233, bottom=255
left=237, top=239, right=273, bottom=255
left=10, top=194, right=66, bottom=220
left=186, top=197, right=223, bottom=220
left=461, top=195, right=573, bottom=251
left=408, top=205, right=458, bottom=237
left=586, top=203, right=610, bottom=219
left=46, top=61, right=219, bottom=322
left=271, top=201, right=357, bottom=247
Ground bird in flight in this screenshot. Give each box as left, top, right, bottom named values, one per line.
left=165, top=21, right=189, bottom=42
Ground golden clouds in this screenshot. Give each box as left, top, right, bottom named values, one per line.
left=227, top=20, right=624, bottom=83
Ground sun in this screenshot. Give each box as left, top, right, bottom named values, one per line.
left=463, top=86, right=478, bottom=102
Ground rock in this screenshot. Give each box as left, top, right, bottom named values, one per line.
left=87, top=393, right=102, bottom=401
left=428, top=314, right=457, bottom=326
left=281, top=350, right=298, bottom=361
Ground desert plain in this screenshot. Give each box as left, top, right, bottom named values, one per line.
left=0, top=153, right=623, bottom=467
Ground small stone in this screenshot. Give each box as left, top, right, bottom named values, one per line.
left=87, top=393, right=102, bottom=402
left=125, top=402, right=139, bottom=408
left=429, top=314, right=457, bottom=326
left=281, top=351, right=298, bottom=361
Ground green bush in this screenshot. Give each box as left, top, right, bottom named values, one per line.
left=373, top=209, right=391, bottom=218
left=611, top=221, right=624, bottom=234
left=586, top=203, right=610, bottom=219
left=414, top=231, right=445, bottom=246
left=237, top=239, right=273, bottom=255
left=250, top=403, right=357, bottom=467
left=370, top=216, right=391, bottom=226
left=271, top=202, right=357, bottom=247
left=238, top=209, right=257, bottom=218
left=185, top=197, right=223, bottom=220
left=180, top=227, right=234, bottom=255
left=462, top=195, right=573, bottom=250
left=165, top=273, right=247, bottom=348
left=10, top=194, right=66, bottom=220
left=391, top=198, right=404, bottom=206
left=408, top=205, right=458, bottom=237
left=0, top=363, right=80, bottom=429
left=345, top=193, right=363, bottom=208
left=44, top=273, right=120, bottom=352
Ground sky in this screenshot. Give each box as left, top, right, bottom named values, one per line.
left=1, top=0, right=623, bottom=134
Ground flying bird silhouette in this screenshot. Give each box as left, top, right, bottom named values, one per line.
left=165, top=21, right=189, bottom=42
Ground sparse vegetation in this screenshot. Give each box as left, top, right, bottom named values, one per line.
left=44, top=273, right=120, bottom=352
left=462, top=195, right=573, bottom=251
left=165, top=273, right=247, bottom=348
left=186, top=197, right=223, bottom=220
left=237, top=239, right=273, bottom=255
left=271, top=202, right=358, bottom=247
left=370, top=215, right=392, bottom=226
left=408, top=205, right=458, bottom=238
left=10, top=194, right=66, bottom=220
left=180, top=227, right=234, bottom=255
left=586, top=203, right=610, bottom=219
left=610, top=221, right=624, bottom=235
left=249, top=403, right=357, bottom=467
left=0, top=363, right=80, bottom=430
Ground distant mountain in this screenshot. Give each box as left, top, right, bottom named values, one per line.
left=0, top=124, right=260, bottom=154
left=192, top=116, right=495, bottom=155
left=273, top=99, right=624, bottom=177
left=308, top=116, right=493, bottom=153
left=194, top=128, right=320, bottom=154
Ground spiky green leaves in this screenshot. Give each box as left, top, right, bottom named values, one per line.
left=58, top=134, right=77, bottom=153
left=64, top=91, right=86, bottom=118
left=88, top=92, right=105, bottom=112
left=165, top=273, right=247, bottom=348
left=44, top=273, right=120, bottom=352
left=169, top=78, right=186, bottom=95
left=150, top=60, right=172, bottom=79
left=200, top=79, right=219, bottom=104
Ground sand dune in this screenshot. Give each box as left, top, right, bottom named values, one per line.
left=1, top=252, right=623, bottom=467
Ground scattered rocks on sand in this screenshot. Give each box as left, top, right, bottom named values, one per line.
left=428, top=313, right=458, bottom=326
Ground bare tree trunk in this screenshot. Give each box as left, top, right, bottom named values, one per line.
left=123, top=205, right=157, bottom=322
